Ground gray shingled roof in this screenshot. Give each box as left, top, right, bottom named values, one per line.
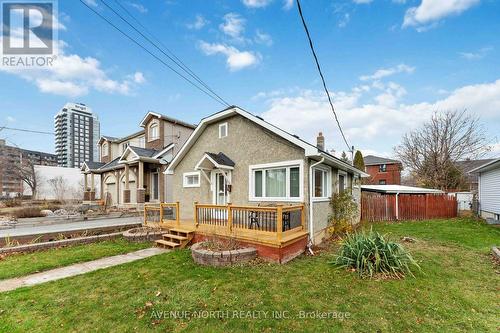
left=206, top=152, right=235, bottom=167
left=98, top=157, right=121, bottom=171
left=85, top=161, right=106, bottom=170
left=364, top=155, right=401, bottom=166
left=129, top=146, right=158, bottom=158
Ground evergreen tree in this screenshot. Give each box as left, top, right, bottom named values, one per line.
left=353, top=150, right=365, bottom=171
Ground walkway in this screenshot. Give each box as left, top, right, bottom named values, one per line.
left=0, top=216, right=141, bottom=238
left=0, top=247, right=168, bottom=293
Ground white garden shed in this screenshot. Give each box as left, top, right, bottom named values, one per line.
left=469, top=158, right=500, bottom=222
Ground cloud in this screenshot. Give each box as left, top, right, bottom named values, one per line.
left=83, top=0, right=97, bottom=7
left=283, top=0, right=294, bottom=10
left=219, top=13, right=246, bottom=39
left=403, top=0, right=480, bottom=29
left=0, top=42, right=146, bottom=97
left=254, top=30, right=273, bottom=46
left=360, top=64, right=415, bottom=81
left=338, top=13, right=351, bottom=28
left=128, top=2, right=148, bottom=14
left=353, top=0, right=373, bottom=4
left=242, top=0, right=273, bottom=8
left=258, top=79, right=500, bottom=153
left=6, top=116, right=16, bottom=123
left=187, top=14, right=209, bottom=30
left=198, top=41, right=261, bottom=71
left=459, top=46, right=492, bottom=60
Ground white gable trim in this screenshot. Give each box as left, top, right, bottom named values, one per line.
left=195, top=153, right=234, bottom=171
left=153, top=143, right=175, bottom=159
left=164, top=106, right=367, bottom=177
left=118, top=146, right=140, bottom=164
left=139, top=111, right=161, bottom=127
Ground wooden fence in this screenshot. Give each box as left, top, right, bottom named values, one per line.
left=361, top=193, right=457, bottom=222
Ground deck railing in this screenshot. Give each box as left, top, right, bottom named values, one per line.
left=144, top=202, right=180, bottom=226
left=195, top=203, right=305, bottom=242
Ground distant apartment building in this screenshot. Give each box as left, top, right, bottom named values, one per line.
left=0, top=139, right=57, bottom=198
left=364, top=155, right=403, bottom=185
left=54, top=103, right=100, bottom=168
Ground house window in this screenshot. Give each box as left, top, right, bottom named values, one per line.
left=379, top=179, right=386, bottom=185
left=101, top=142, right=108, bottom=157
left=183, top=171, right=200, bottom=188
left=379, top=164, right=387, bottom=172
left=313, top=166, right=331, bottom=199
left=149, top=122, right=159, bottom=141
left=250, top=160, right=303, bottom=201
left=338, top=171, right=347, bottom=193
left=151, top=172, right=159, bottom=200
left=219, top=122, right=228, bottom=138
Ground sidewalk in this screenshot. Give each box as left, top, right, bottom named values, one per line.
left=0, top=247, right=168, bottom=293
left=0, top=216, right=142, bottom=238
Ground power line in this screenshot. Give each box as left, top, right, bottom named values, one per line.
left=108, top=0, right=229, bottom=106
left=295, top=0, right=352, bottom=152
left=0, top=127, right=53, bottom=135
left=79, top=0, right=230, bottom=107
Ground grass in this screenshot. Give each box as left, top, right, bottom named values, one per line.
left=0, top=239, right=150, bottom=280
left=0, top=218, right=499, bottom=332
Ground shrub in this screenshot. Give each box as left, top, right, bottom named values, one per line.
left=332, top=230, right=420, bottom=279
left=12, top=207, right=44, bottom=218
left=40, top=202, right=61, bottom=211
left=328, top=190, right=358, bottom=235
left=4, top=199, right=22, bottom=208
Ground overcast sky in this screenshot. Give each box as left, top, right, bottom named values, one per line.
left=1, top=0, right=499, bottom=159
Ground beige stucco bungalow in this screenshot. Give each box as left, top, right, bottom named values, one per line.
left=164, top=106, right=368, bottom=250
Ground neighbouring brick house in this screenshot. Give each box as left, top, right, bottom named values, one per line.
left=363, top=155, right=402, bottom=185
left=81, top=112, right=195, bottom=209
left=0, top=139, right=58, bottom=198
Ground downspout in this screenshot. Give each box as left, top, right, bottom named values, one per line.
left=395, top=192, right=399, bottom=221
left=308, top=157, right=325, bottom=253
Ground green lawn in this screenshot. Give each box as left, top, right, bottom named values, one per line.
left=0, top=218, right=499, bottom=332
left=0, top=239, right=150, bottom=280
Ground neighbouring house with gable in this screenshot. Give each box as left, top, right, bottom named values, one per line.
left=161, top=106, right=368, bottom=261
left=81, top=112, right=195, bottom=208
left=363, top=155, right=403, bottom=185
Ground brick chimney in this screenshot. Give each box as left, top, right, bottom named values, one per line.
left=316, top=132, right=325, bottom=151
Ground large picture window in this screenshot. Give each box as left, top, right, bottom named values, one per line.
left=250, top=160, right=303, bottom=201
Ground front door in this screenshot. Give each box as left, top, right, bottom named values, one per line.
left=215, top=172, right=227, bottom=205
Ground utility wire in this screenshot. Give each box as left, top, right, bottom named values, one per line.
left=295, top=0, right=352, bottom=152
left=0, top=127, right=53, bottom=135
left=109, top=0, right=229, bottom=106
left=79, top=0, right=229, bottom=107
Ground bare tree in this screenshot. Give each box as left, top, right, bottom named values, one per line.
left=395, top=110, right=490, bottom=190
left=48, top=176, right=69, bottom=201
left=2, top=154, right=39, bottom=198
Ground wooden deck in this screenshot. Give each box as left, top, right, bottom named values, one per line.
left=147, top=220, right=307, bottom=248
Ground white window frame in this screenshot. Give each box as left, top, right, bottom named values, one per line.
left=218, top=122, right=228, bottom=138
left=312, top=165, right=332, bottom=202
left=248, top=160, right=304, bottom=202
left=148, top=121, right=159, bottom=142
left=337, top=170, right=347, bottom=193
left=183, top=171, right=200, bottom=188
left=101, top=142, right=108, bottom=157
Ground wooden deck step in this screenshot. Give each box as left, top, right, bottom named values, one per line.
left=169, top=228, right=195, bottom=235
left=155, top=239, right=180, bottom=249
left=163, top=234, right=187, bottom=241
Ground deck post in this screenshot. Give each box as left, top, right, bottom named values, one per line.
left=300, top=203, right=306, bottom=230
left=176, top=201, right=180, bottom=227
left=194, top=201, right=199, bottom=227
left=227, top=203, right=233, bottom=233
left=277, top=205, right=283, bottom=242
left=159, top=203, right=164, bottom=224
left=143, top=206, right=147, bottom=226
